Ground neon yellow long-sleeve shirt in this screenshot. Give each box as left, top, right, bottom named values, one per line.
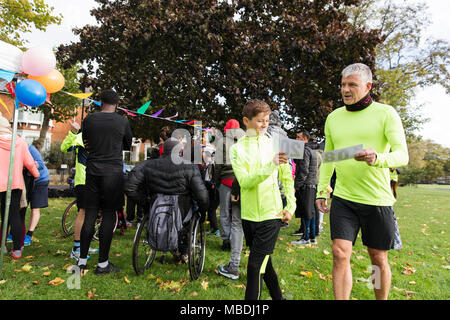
left=230, top=134, right=296, bottom=222
left=317, top=102, right=408, bottom=206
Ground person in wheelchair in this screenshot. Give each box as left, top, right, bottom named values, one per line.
left=125, top=137, right=209, bottom=263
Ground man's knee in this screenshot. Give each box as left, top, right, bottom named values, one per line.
left=332, top=240, right=352, bottom=264
left=368, top=249, right=389, bottom=268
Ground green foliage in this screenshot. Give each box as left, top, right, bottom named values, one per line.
left=43, top=141, right=75, bottom=169
left=0, top=0, right=62, bottom=47
left=57, top=0, right=382, bottom=139
left=345, top=0, right=449, bottom=138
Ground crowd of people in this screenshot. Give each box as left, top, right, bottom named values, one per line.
left=0, top=63, right=409, bottom=300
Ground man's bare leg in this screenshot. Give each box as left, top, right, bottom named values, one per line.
left=332, top=239, right=353, bottom=300
left=368, top=248, right=391, bottom=300
left=74, top=209, right=85, bottom=241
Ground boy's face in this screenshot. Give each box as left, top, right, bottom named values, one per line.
left=243, top=112, right=270, bottom=136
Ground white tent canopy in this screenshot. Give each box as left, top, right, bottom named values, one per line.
left=0, top=40, right=23, bottom=73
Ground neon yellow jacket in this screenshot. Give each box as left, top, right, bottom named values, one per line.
left=230, top=134, right=296, bottom=222
left=60, top=131, right=86, bottom=187
left=317, top=102, right=408, bottom=206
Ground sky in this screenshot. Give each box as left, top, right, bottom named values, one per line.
left=19, top=0, right=450, bottom=148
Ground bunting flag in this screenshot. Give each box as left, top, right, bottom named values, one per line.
left=165, top=112, right=178, bottom=120
left=136, top=100, right=152, bottom=114
left=45, top=93, right=52, bottom=105
left=0, top=69, right=15, bottom=82
left=64, top=92, right=94, bottom=99
left=150, top=108, right=164, bottom=117
left=6, top=82, right=15, bottom=97
left=0, top=96, right=12, bottom=117
left=118, top=107, right=137, bottom=117
left=59, top=90, right=207, bottom=129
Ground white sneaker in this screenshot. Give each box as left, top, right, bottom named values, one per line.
left=290, top=239, right=310, bottom=246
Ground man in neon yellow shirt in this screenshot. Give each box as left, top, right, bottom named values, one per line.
left=316, top=63, right=408, bottom=300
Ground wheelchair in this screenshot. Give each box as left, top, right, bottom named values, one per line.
left=132, top=208, right=206, bottom=280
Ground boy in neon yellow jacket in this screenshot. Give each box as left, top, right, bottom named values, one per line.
left=229, top=99, right=295, bottom=300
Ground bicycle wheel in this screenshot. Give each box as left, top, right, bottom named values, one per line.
left=132, top=216, right=156, bottom=275
left=61, top=199, right=78, bottom=237
left=188, top=213, right=205, bottom=280
left=93, top=210, right=118, bottom=241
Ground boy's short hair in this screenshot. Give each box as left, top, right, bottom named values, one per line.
left=99, top=89, right=119, bottom=105
left=243, top=99, right=271, bottom=120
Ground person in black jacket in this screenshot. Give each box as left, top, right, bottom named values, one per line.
left=125, top=138, right=209, bottom=262
left=291, top=129, right=318, bottom=246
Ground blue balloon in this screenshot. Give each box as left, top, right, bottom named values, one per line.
left=15, top=79, right=47, bottom=107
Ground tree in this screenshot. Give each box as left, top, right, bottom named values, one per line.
left=0, top=0, right=62, bottom=47
left=57, top=0, right=382, bottom=139
left=345, top=0, right=449, bottom=137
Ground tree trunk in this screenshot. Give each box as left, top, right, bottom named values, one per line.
left=36, top=106, right=52, bottom=152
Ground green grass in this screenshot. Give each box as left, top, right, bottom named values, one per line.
left=0, top=184, right=448, bottom=300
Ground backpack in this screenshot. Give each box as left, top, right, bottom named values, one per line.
left=146, top=194, right=184, bottom=252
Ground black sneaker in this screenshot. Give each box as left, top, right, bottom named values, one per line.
left=94, top=262, right=122, bottom=275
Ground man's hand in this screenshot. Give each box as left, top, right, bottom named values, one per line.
left=276, top=210, right=292, bottom=223
left=70, top=121, right=80, bottom=134
left=231, top=194, right=239, bottom=202
left=315, top=198, right=329, bottom=213
left=273, top=152, right=288, bottom=166
left=354, top=148, right=377, bottom=166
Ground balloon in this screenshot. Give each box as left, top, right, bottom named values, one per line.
left=0, top=40, right=23, bottom=73
left=28, top=69, right=65, bottom=93
left=21, top=46, right=56, bottom=76
left=15, top=79, right=47, bottom=107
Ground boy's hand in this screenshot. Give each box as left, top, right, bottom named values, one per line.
left=276, top=210, right=292, bottom=223
left=315, top=198, right=329, bottom=213
left=273, top=152, right=288, bottom=166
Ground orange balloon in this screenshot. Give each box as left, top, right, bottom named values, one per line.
left=28, top=69, right=65, bottom=93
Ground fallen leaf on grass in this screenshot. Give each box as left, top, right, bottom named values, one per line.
left=32, top=281, right=40, bottom=285
left=124, top=276, right=131, bottom=284
left=189, top=291, right=198, bottom=297
left=442, top=265, right=450, bottom=270
left=87, top=290, right=99, bottom=298
left=0, top=280, right=6, bottom=285
left=300, top=271, right=313, bottom=278
left=233, top=284, right=246, bottom=290
left=201, top=280, right=208, bottom=291
left=408, top=281, right=416, bottom=285
left=48, top=277, right=65, bottom=286
left=323, top=250, right=330, bottom=255
left=24, top=256, right=34, bottom=259
left=21, top=263, right=32, bottom=272
left=355, top=255, right=364, bottom=260
left=42, top=272, right=51, bottom=277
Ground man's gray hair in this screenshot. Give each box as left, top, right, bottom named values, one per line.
left=341, top=63, right=373, bottom=85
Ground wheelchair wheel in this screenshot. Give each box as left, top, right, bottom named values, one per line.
left=62, top=199, right=78, bottom=237
left=132, top=216, right=156, bottom=275
left=188, top=213, right=205, bottom=280
left=92, top=210, right=118, bottom=241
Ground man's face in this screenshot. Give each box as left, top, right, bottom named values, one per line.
left=296, top=133, right=308, bottom=142
left=341, top=74, right=372, bottom=105
left=243, top=112, right=270, bottom=136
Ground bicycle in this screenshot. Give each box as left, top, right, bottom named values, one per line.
left=61, top=199, right=118, bottom=241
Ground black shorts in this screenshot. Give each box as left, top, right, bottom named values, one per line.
left=74, top=185, right=86, bottom=210
left=330, top=196, right=397, bottom=250
left=294, top=187, right=316, bottom=220
left=85, top=173, right=124, bottom=211
left=242, top=219, right=281, bottom=255
left=30, top=181, right=49, bottom=209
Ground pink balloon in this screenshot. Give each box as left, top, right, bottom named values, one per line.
left=21, top=46, right=56, bottom=76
